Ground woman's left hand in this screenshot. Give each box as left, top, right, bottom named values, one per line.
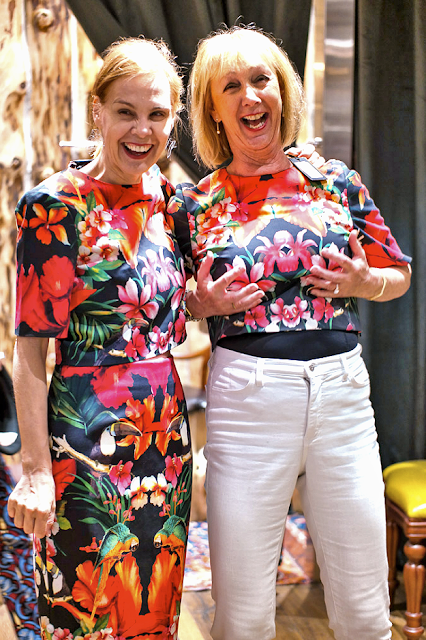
left=304, top=230, right=384, bottom=299
left=186, top=251, right=265, bottom=318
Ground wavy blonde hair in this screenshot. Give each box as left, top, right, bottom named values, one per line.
left=188, top=26, right=305, bottom=169
left=90, top=37, right=183, bottom=151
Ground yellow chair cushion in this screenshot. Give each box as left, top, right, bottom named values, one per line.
left=383, top=460, right=426, bottom=518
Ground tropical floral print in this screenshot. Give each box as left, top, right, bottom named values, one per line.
left=170, top=160, right=411, bottom=348
left=14, top=165, right=192, bottom=639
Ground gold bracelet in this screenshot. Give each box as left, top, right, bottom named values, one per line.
left=369, top=274, right=387, bottom=301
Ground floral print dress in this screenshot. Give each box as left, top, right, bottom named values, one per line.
left=14, top=164, right=192, bottom=640
left=170, top=160, right=411, bottom=348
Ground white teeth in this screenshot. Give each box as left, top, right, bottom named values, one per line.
left=125, top=142, right=151, bottom=152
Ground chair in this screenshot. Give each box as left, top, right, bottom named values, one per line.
left=384, top=460, right=426, bottom=640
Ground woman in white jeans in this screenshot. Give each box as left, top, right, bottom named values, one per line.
left=175, top=26, right=412, bottom=640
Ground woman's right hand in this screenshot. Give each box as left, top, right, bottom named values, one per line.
left=8, top=469, right=56, bottom=538
left=187, top=251, right=265, bottom=318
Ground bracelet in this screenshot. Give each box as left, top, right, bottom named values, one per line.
left=369, top=274, right=387, bottom=301
left=183, top=294, right=204, bottom=322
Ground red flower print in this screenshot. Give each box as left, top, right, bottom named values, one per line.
left=173, top=312, right=186, bottom=344
left=164, top=455, right=183, bottom=488
left=91, top=365, right=135, bottom=409
left=15, top=263, right=56, bottom=333
left=29, top=203, right=70, bottom=246
left=312, top=297, right=334, bottom=322
left=52, top=458, right=77, bottom=501
left=39, top=255, right=75, bottom=328
left=124, top=327, right=150, bottom=360
left=244, top=305, right=269, bottom=330
left=109, top=461, right=133, bottom=495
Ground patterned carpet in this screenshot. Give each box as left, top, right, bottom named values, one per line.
left=183, top=513, right=317, bottom=591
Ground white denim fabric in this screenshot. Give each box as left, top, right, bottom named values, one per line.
left=205, top=344, right=392, bottom=640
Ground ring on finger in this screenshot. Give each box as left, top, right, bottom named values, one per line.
left=333, top=284, right=340, bottom=295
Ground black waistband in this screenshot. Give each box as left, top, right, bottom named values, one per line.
left=217, top=330, right=359, bottom=361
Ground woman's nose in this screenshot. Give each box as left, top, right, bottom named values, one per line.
left=243, top=85, right=261, bottom=104
left=132, top=119, right=151, bottom=136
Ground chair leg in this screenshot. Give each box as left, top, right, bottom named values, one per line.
left=402, top=539, right=425, bottom=639
left=386, top=519, right=400, bottom=605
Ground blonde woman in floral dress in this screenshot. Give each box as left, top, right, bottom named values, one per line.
left=7, top=37, right=262, bottom=640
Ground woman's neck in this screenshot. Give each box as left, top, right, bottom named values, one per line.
left=225, top=147, right=291, bottom=177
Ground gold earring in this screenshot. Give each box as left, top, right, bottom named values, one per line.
left=216, top=120, right=221, bottom=135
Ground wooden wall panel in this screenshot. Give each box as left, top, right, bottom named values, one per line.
left=0, top=1, right=100, bottom=371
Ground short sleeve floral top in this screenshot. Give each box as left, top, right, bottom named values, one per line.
left=15, top=164, right=187, bottom=366
left=170, top=159, right=411, bottom=349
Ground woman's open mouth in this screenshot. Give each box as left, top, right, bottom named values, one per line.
left=241, top=113, right=268, bottom=130
left=123, top=142, right=153, bottom=158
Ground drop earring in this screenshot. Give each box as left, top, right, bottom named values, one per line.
left=216, top=120, right=221, bottom=135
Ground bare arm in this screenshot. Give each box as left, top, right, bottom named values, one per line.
left=305, top=230, right=411, bottom=301
left=7, top=336, right=56, bottom=538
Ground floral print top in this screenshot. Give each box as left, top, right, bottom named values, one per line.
left=170, top=160, right=411, bottom=349
left=15, top=164, right=187, bottom=366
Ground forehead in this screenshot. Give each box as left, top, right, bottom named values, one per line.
left=107, top=72, right=172, bottom=105
left=211, top=45, right=275, bottom=81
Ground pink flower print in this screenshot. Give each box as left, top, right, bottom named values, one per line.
left=117, top=279, right=159, bottom=323
left=92, top=237, right=120, bottom=262
left=109, top=460, right=133, bottom=495
left=164, top=454, right=183, bottom=488
left=88, top=204, right=112, bottom=234
left=254, top=230, right=316, bottom=276
left=225, top=256, right=276, bottom=293
left=76, top=245, right=103, bottom=269
left=148, top=324, right=172, bottom=353
left=300, top=253, right=327, bottom=287
left=52, top=628, right=73, bottom=640
left=312, top=297, right=334, bottom=322
left=77, top=217, right=102, bottom=248
left=274, top=296, right=310, bottom=328
left=209, top=197, right=236, bottom=224
left=141, top=247, right=176, bottom=296
left=244, top=305, right=269, bottom=330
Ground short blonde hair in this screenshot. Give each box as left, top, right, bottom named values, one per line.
left=188, top=26, right=305, bottom=169
left=90, top=37, right=183, bottom=144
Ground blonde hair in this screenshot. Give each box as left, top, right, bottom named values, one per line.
left=188, top=26, right=305, bottom=169
left=90, top=37, right=183, bottom=149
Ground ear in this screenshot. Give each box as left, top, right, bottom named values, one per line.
left=92, top=96, right=102, bottom=126
left=209, top=108, right=219, bottom=125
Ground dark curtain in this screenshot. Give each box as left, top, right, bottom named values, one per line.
left=354, top=0, right=426, bottom=467
left=66, top=0, right=312, bottom=181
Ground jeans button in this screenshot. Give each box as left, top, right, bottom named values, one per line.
left=309, top=363, right=315, bottom=371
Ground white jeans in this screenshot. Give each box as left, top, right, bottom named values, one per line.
left=204, top=345, right=391, bottom=640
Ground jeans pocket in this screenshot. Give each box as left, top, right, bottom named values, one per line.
left=209, top=363, right=254, bottom=393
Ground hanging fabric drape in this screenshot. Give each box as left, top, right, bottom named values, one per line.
left=354, top=0, right=426, bottom=467
left=65, top=0, right=312, bottom=180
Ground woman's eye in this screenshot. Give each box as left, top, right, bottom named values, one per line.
left=118, top=109, right=132, bottom=116
left=151, top=111, right=167, bottom=119
left=224, top=82, right=238, bottom=91
left=255, top=75, right=269, bottom=84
